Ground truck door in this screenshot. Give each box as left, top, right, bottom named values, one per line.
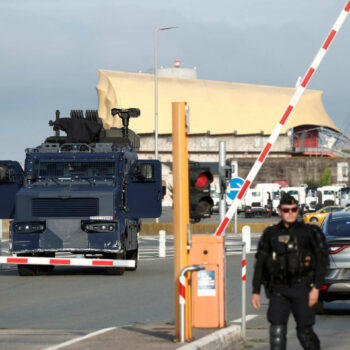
left=126, top=160, right=162, bottom=218
left=0, top=161, right=24, bottom=219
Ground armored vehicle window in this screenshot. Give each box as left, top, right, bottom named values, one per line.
left=38, top=161, right=115, bottom=178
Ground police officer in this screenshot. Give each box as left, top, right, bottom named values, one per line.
left=251, top=193, right=328, bottom=350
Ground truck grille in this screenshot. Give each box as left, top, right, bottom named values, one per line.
left=252, top=202, right=261, bottom=207
left=32, top=198, right=98, bottom=217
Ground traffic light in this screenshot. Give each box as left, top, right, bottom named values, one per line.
left=189, top=163, right=214, bottom=221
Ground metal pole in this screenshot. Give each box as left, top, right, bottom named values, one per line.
left=154, top=25, right=178, bottom=162
left=234, top=209, right=238, bottom=234
left=219, top=142, right=227, bottom=225
left=241, top=242, right=246, bottom=339
left=154, top=28, right=159, bottom=161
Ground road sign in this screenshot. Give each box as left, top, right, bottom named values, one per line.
left=227, top=177, right=245, bottom=200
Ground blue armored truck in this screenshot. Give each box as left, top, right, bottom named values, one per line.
left=0, top=108, right=162, bottom=275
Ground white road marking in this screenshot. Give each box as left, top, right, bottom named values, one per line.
left=43, top=327, right=117, bottom=350
left=231, top=314, right=258, bottom=323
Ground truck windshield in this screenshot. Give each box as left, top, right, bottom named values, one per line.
left=37, top=161, right=115, bottom=178
left=272, top=192, right=280, bottom=200
left=287, top=190, right=298, bottom=195
left=324, top=190, right=334, bottom=195
left=341, top=188, right=350, bottom=199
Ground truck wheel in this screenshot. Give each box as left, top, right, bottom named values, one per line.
left=37, top=253, right=55, bottom=272
left=313, top=301, right=324, bottom=314
left=126, top=249, right=138, bottom=271
left=105, top=252, right=125, bottom=276
left=18, top=265, right=37, bottom=276
left=38, top=265, right=55, bottom=272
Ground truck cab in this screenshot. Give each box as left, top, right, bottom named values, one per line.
left=0, top=109, right=162, bottom=276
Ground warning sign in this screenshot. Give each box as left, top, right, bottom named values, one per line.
left=197, top=270, right=216, bottom=296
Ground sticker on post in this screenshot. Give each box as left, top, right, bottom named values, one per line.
left=197, top=270, right=216, bottom=296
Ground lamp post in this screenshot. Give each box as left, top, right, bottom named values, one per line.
left=154, top=26, right=178, bottom=161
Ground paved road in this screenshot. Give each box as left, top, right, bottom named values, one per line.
left=1, top=235, right=350, bottom=349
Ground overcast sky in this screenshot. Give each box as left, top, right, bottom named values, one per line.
left=0, top=0, right=349, bottom=161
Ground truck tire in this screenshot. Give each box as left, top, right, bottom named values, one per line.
left=18, top=265, right=37, bottom=276
left=105, top=252, right=125, bottom=276
left=126, top=248, right=138, bottom=271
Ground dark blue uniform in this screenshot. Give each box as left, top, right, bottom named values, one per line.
left=252, top=221, right=328, bottom=350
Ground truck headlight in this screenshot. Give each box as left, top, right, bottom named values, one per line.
left=14, top=222, right=45, bottom=233
left=82, top=222, right=117, bottom=233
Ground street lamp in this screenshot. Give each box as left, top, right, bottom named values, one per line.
left=154, top=26, right=178, bottom=161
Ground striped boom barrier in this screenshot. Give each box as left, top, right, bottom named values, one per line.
left=0, top=256, right=135, bottom=268
left=215, top=0, right=350, bottom=237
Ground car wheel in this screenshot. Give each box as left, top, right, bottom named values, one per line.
left=310, top=217, right=318, bottom=222
left=313, top=301, right=324, bottom=314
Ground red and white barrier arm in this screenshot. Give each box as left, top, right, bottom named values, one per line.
left=215, top=0, right=350, bottom=237
left=0, top=256, right=135, bottom=268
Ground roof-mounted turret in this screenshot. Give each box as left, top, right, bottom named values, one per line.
left=45, top=109, right=140, bottom=149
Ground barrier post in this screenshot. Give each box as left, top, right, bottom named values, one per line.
left=172, top=102, right=191, bottom=340
left=159, top=230, right=166, bottom=258
left=241, top=241, right=246, bottom=339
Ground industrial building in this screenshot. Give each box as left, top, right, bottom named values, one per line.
left=96, top=64, right=350, bottom=197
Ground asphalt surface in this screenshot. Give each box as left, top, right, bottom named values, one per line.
left=1, top=235, right=350, bottom=349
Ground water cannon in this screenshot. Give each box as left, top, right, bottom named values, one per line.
left=111, top=108, right=140, bottom=138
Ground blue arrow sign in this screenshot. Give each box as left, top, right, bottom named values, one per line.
left=227, top=177, right=245, bottom=200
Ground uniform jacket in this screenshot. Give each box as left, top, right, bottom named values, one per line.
left=252, top=220, right=329, bottom=295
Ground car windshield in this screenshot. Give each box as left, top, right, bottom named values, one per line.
left=37, top=161, right=115, bottom=178
left=326, top=218, right=350, bottom=236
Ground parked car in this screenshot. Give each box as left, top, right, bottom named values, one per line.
left=302, top=206, right=344, bottom=224
left=317, top=212, right=350, bottom=313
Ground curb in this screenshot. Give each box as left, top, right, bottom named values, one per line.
left=177, top=325, right=242, bottom=350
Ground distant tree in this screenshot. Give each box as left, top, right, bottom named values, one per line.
left=320, top=165, right=332, bottom=186
left=306, top=178, right=320, bottom=187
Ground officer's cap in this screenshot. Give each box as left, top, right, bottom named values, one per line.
left=279, top=193, right=298, bottom=207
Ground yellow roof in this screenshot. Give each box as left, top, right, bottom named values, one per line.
left=96, top=70, right=340, bottom=134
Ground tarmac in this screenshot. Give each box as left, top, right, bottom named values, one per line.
left=45, top=324, right=350, bottom=350
left=44, top=324, right=243, bottom=350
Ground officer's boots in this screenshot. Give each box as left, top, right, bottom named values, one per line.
left=270, top=324, right=287, bottom=350
left=297, top=326, right=320, bottom=350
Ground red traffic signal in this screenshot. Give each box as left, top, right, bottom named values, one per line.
left=189, top=164, right=214, bottom=221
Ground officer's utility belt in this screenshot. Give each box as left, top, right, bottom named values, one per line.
left=273, top=275, right=312, bottom=286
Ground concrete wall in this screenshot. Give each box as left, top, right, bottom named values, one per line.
left=138, top=133, right=292, bottom=162
left=236, top=157, right=350, bottom=187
